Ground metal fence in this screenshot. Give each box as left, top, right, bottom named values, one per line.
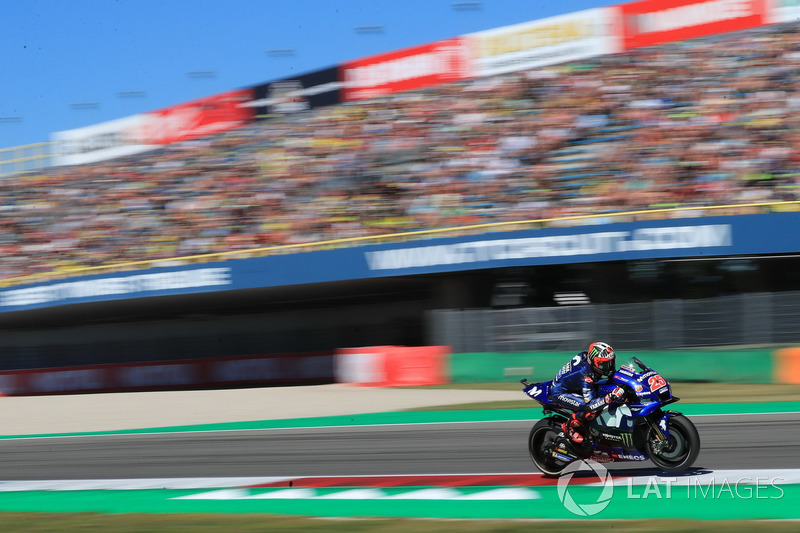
left=427, top=291, right=800, bottom=352
left=0, top=142, right=57, bottom=176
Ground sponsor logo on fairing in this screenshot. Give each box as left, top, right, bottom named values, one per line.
left=591, top=451, right=615, bottom=463
left=621, top=432, right=635, bottom=448
left=596, top=432, right=634, bottom=448
left=527, top=386, right=543, bottom=397
left=637, top=370, right=658, bottom=382
left=613, top=452, right=647, bottom=461
left=559, top=395, right=582, bottom=407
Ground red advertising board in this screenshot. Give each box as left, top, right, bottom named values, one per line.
left=340, top=37, right=472, bottom=101
left=142, top=88, right=254, bottom=145
left=334, top=346, right=449, bottom=387
left=619, top=0, right=766, bottom=50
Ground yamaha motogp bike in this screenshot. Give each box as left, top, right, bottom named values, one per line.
left=522, top=357, right=700, bottom=475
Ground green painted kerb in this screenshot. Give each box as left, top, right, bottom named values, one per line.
left=0, top=485, right=796, bottom=519
left=449, top=350, right=776, bottom=384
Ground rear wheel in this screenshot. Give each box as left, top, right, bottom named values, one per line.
left=647, top=414, right=700, bottom=472
left=529, top=417, right=572, bottom=476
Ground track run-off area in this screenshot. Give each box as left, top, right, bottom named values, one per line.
left=0, top=402, right=799, bottom=519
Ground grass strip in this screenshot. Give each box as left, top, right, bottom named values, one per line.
left=0, top=514, right=799, bottom=533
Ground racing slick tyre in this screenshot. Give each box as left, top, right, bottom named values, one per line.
left=646, top=414, right=700, bottom=472
left=528, top=417, right=573, bottom=476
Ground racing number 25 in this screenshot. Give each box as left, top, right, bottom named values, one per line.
left=648, top=374, right=667, bottom=392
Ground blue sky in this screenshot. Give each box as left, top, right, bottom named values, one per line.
left=1, top=0, right=615, bottom=149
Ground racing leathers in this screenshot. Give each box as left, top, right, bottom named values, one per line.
left=549, top=351, right=624, bottom=445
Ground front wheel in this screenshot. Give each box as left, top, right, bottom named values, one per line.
left=529, top=417, right=572, bottom=476
left=647, top=414, right=700, bottom=472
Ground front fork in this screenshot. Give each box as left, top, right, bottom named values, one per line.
left=648, top=410, right=676, bottom=454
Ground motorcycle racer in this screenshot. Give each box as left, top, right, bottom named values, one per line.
left=549, top=341, right=626, bottom=445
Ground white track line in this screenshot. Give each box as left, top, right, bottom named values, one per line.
left=3, top=470, right=800, bottom=492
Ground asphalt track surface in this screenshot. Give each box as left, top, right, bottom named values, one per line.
left=0, top=413, right=796, bottom=480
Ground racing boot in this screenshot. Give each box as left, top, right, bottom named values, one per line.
left=561, top=413, right=587, bottom=445
left=561, top=411, right=599, bottom=445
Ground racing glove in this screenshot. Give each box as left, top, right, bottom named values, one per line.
left=605, top=386, right=626, bottom=404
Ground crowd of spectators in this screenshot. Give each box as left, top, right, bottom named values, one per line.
left=3, top=22, right=800, bottom=282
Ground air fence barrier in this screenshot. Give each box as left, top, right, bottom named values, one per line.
left=446, top=349, right=777, bottom=384
left=427, top=291, right=800, bottom=353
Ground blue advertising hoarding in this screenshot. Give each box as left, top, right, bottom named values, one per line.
left=0, top=213, right=796, bottom=313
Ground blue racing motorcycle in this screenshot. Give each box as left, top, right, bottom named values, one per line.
left=522, top=357, right=700, bottom=475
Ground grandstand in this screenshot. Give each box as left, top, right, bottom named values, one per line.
left=1, top=7, right=800, bottom=373
left=2, top=21, right=800, bottom=288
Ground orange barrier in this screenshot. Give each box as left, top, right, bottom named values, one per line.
left=773, top=348, right=800, bottom=384
left=334, top=346, right=449, bottom=387
left=334, top=346, right=393, bottom=386
left=384, top=346, right=449, bottom=387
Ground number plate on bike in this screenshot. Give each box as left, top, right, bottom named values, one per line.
left=647, top=374, right=667, bottom=392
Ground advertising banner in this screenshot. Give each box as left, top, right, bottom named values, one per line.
left=1, top=213, right=800, bottom=312
left=468, top=8, right=621, bottom=78
left=51, top=114, right=158, bottom=166
left=52, top=89, right=254, bottom=164
left=141, top=88, right=254, bottom=145
left=0, top=267, right=233, bottom=309
left=334, top=346, right=448, bottom=387
left=340, top=37, right=472, bottom=101
left=0, top=352, right=333, bottom=395
left=619, top=0, right=766, bottom=50
left=245, top=66, right=342, bottom=118
left=765, top=0, right=800, bottom=23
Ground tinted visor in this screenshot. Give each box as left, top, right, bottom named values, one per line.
left=594, top=355, right=615, bottom=375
